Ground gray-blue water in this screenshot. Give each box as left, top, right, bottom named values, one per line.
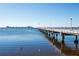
left=57, top=34, right=79, bottom=49
left=0, top=28, right=62, bottom=56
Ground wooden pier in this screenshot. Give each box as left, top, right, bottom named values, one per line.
left=39, top=28, right=78, bottom=44
left=38, top=28, right=79, bottom=55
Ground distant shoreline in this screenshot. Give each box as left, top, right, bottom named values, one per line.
left=0, top=26, right=79, bottom=29
left=0, top=26, right=35, bottom=29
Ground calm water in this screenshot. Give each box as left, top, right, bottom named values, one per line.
left=0, top=28, right=62, bottom=56
left=57, top=34, right=79, bottom=49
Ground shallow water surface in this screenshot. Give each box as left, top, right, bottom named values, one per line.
left=0, top=28, right=62, bottom=56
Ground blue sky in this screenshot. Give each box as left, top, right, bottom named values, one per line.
left=0, top=3, right=79, bottom=27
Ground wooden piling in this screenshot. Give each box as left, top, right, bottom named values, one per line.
left=61, top=33, right=64, bottom=43
left=56, top=33, right=58, bottom=40
left=53, top=33, right=55, bottom=39
left=74, top=34, right=78, bottom=44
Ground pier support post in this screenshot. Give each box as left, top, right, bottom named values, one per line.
left=51, top=32, right=53, bottom=38
left=46, top=30, right=48, bottom=34
left=48, top=31, right=50, bottom=37
left=53, top=33, right=55, bottom=39
left=54, top=33, right=56, bottom=39
left=55, top=33, right=58, bottom=41
left=62, top=33, right=64, bottom=43
left=56, top=33, right=58, bottom=39
left=74, top=35, right=78, bottom=44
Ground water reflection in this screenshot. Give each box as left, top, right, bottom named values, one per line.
left=46, top=35, right=79, bottom=56
left=74, top=43, right=78, bottom=49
